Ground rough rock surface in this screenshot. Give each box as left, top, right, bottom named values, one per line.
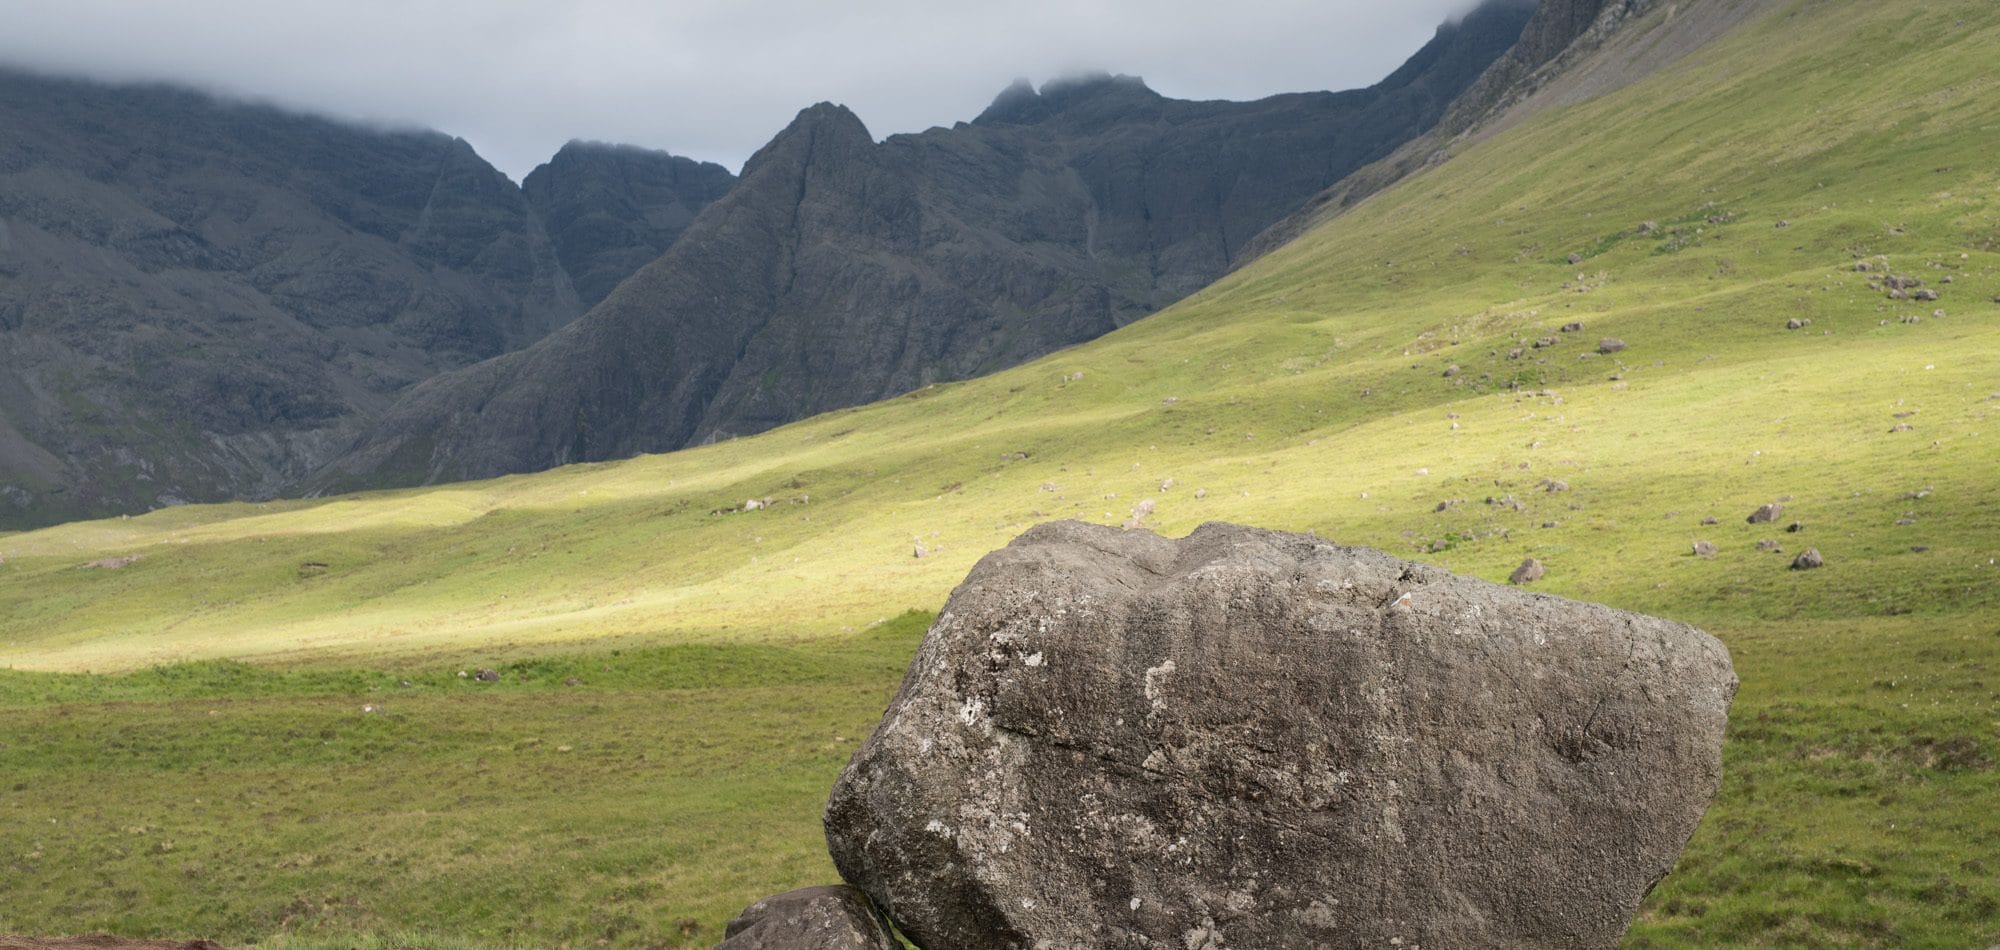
left=714, top=886, right=899, bottom=950
left=826, top=521, right=1735, bottom=950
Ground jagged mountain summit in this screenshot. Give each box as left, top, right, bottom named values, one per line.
left=315, top=0, right=1538, bottom=489
left=0, top=71, right=733, bottom=528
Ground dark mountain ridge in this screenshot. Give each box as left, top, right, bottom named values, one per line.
left=0, top=70, right=733, bottom=527
left=315, top=0, right=1540, bottom=489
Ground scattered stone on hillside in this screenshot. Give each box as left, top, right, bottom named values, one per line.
left=1509, top=557, right=1546, bottom=584
left=1567, top=253, right=1584, bottom=265
left=1160, top=479, right=1175, bottom=492
left=1905, top=487, right=1934, bottom=500
left=1040, top=482, right=1061, bottom=493
left=1598, top=338, right=1627, bottom=354
left=1748, top=503, right=1783, bottom=524
left=1901, top=315, right=1921, bottom=324
left=1193, top=488, right=1208, bottom=500
left=474, top=669, right=499, bottom=683
left=1533, top=337, right=1560, bottom=349
left=1786, top=318, right=1811, bottom=330
left=457, top=671, right=469, bottom=679
left=913, top=540, right=930, bottom=559
left=1786, top=522, right=1805, bottom=533
left=360, top=704, right=381, bottom=715
left=1443, top=365, right=1462, bottom=378
left=83, top=555, right=142, bottom=570
left=824, top=521, right=1734, bottom=950
left=1894, top=514, right=1917, bottom=526
left=1914, top=289, right=1940, bottom=302
left=744, top=499, right=766, bottom=511
left=1692, top=540, right=1718, bottom=558
left=0, top=938, right=226, bottom=949
left=1507, top=347, right=1524, bottom=360
left=563, top=676, right=582, bottom=687
left=1854, top=262, right=1873, bottom=272
left=1791, top=548, right=1825, bottom=571
left=1561, top=321, right=1585, bottom=333
left=1541, top=479, right=1571, bottom=493
left=1701, top=516, right=1719, bottom=525
left=1890, top=423, right=1914, bottom=433
left=1911, top=545, right=1930, bottom=553
left=1124, top=499, right=1156, bottom=530
left=1756, top=540, right=1782, bottom=553
left=713, top=885, right=899, bottom=950
left=999, top=452, right=1030, bottom=462
left=1542, top=521, right=1561, bottom=529
left=1887, top=289, right=1909, bottom=301
left=1638, top=220, right=1660, bottom=234
left=1775, top=220, right=1790, bottom=229
left=1435, top=500, right=1461, bottom=513
left=1161, top=397, right=1179, bottom=405
left=1429, top=539, right=1450, bottom=553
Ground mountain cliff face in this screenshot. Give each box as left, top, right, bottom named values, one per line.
left=522, top=142, right=737, bottom=307
left=316, top=0, right=1539, bottom=489
left=0, top=71, right=730, bottom=528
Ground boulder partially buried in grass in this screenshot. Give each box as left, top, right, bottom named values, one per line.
left=712, top=886, right=899, bottom=949
left=825, top=521, right=1736, bottom=950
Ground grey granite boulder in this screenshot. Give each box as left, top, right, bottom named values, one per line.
left=714, top=885, right=898, bottom=949
left=825, top=520, right=1735, bottom=949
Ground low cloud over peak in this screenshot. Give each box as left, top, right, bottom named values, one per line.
left=0, top=0, right=1482, bottom=180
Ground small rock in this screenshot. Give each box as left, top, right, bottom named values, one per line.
left=1542, top=479, right=1571, bottom=493
left=1598, top=338, right=1627, bottom=355
left=743, top=498, right=765, bottom=511
left=1786, top=522, right=1805, bottom=534
left=1638, top=220, right=1660, bottom=234
left=1785, top=318, right=1809, bottom=330
left=1913, top=289, right=1940, bottom=301
left=1756, top=540, right=1782, bottom=553
left=1775, top=220, right=1790, bottom=228
left=1701, top=516, right=1719, bottom=525
left=1561, top=322, right=1585, bottom=333
left=1508, top=558, right=1546, bottom=585
left=563, top=676, right=582, bottom=687
left=715, top=885, right=899, bottom=949
left=474, top=669, right=499, bottom=683
left=361, top=704, right=381, bottom=714
left=1791, top=549, right=1825, bottom=571
left=1541, top=521, right=1560, bottom=529
left=1692, top=540, right=1718, bottom=558
left=1890, top=423, right=1914, bottom=433
left=1747, top=503, right=1783, bottom=524
left=1443, top=365, right=1462, bottom=378
left=913, top=540, right=930, bottom=559
left=1193, top=488, right=1208, bottom=499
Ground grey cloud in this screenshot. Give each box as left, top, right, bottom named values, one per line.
left=0, top=0, right=1481, bottom=180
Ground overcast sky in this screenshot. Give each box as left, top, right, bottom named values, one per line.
left=0, top=0, right=1485, bottom=181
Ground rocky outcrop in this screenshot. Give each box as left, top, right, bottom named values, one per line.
left=825, top=521, right=1735, bottom=949
left=521, top=142, right=736, bottom=308
left=313, top=0, right=1539, bottom=489
left=713, top=886, right=899, bottom=949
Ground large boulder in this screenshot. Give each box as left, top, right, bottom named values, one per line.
left=825, top=521, right=1735, bottom=949
left=713, top=886, right=899, bottom=949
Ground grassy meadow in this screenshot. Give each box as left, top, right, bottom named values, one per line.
left=3, top=0, right=1999, bottom=945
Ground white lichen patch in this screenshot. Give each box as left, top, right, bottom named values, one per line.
left=1144, top=659, right=1178, bottom=711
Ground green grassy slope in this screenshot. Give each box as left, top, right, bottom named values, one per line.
left=2, top=0, right=1998, bottom=945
